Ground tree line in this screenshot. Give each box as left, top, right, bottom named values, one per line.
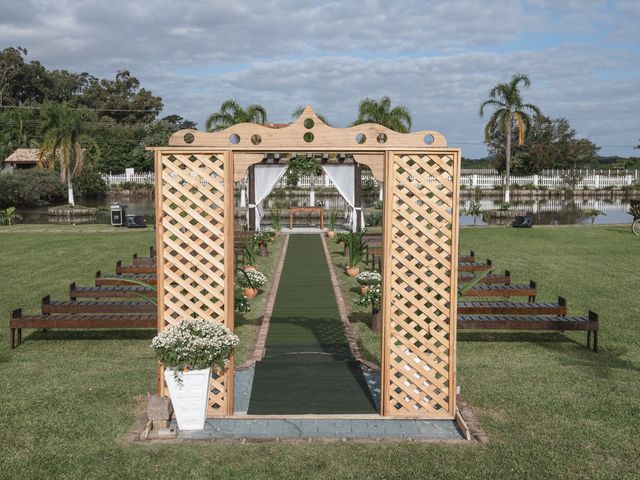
left=0, top=46, right=195, bottom=175
left=2, top=46, right=637, bottom=206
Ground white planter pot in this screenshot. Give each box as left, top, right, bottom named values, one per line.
left=164, top=367, right=211, bottom=431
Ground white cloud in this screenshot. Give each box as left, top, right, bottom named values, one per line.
left=0, top=0, right=638, bottom=156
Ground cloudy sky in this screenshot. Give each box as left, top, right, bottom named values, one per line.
left=1, top=0, right=639, bottom=157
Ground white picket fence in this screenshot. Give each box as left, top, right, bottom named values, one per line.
left=101, top=169, right=638, bottom=190
left=462, top=168, right=640, bottom=177
left=102, top=172, right=154, bottom=185
left=460, top=173, right=636, bottom=190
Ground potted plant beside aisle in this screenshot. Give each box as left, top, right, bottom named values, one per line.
left=326, top=209, right=338, bottom=238
left=345, top=230, right=366, bottom=277
left=152, top=318, right=239, bottom=430
left=242, top=242, right=258, bottom=271
left=237, top=268, right=267, bottom=299
left=355, top=271, right=381, bottom=295
left=253, top=231, right=274, bottom=257
left=357, top=284, right=382, bottom=332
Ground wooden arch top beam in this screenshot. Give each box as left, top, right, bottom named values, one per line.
left=164, top=106, right=447, bottom=151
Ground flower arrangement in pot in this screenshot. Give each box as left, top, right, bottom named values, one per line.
left=237, top=268, right=267, bottom=299
left=344, top=230, right=366, bottom=276
left=326, top=209, right=339, bottom=238
left=151, top=318, right=239, bottom=430
left=252, top=231, right=274, bottom=257
left=356, top=284, right=382, bottom=332
left=234, top=285, right=251, bottom=313
left=355, top=271, right=381, bottom=295
left=242, top=241, right=258, bottom=271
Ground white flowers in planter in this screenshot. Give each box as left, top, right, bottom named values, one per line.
left=237, top=270, right=267, bottom=289
left=152, top=318, right=239, bottom=431
left=152, top=318, right=239, bottom=374
left=356, top=271, right=382, bottom=286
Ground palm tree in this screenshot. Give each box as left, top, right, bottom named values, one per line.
left=584, top=208, right=606, bottom=225
left=38, top=102, right=97, bottom=206
left=352, top=96, right=411, bottom=133
left=466, top=201, right=483, bottom=226
left=480, top=74, right=541, bottom=202
left=291, top=105, right=330, bottom=125
left=0, top=109, right=38, bottom=160
left=205, top=100, right=267, bottom=131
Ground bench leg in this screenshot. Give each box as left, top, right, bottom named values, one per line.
left=10, top=328, right=15, bottom=349
left=17, top=328, right=22, bottom=347
left=587, top=331, right=592, bottom=350
left=593, top=331, right=598, bottom=353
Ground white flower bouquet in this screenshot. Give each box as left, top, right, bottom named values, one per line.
left=152, top=318, right=239, bottom=373
left=355, top=271, right=382, bottom=286
left=237, top=270, right=267, bottom=289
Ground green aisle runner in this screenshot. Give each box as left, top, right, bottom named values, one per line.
left=247, top=235, right=377, bottom=414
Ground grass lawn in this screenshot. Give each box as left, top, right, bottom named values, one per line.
left=1, top=224, right=639, bottom=479
left=234, top=234, right=284, bottom=365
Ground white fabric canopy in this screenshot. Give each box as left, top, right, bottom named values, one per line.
left=250, top=164, right=288, bottom=230
left=321, top=164, right=364, bottom=231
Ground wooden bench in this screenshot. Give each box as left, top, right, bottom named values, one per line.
left=365, top=247, right=478, bottom=272
left=95, top=271, right=157, bottom=286
left=458, top=259, right=492, bottom=272
left=42, top=295, right=155, bottom=314
left=458, top=251, right=476, bottom=263
left=115, top=261, right=155, bottom=274
left=9, top=309, right=156, bottom=349
left=69, top=282, right=155, bottom=300
left=458, top=297, right=566, bottom=315
left=461, top=281, right=537, bottom=301
left=458, top=311, right=599, bottom=352
left=459, top=270, right=511, bottom=285
left=132, top=253, right=155, bottom=265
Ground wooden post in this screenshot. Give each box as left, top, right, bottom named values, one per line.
left=154, top=149, right=166, bottom=397
left=354, top=163, right=362, bottom=231
left=248, top=164, right=256, bottom=231
left=224, top=150, right=236, bottom=415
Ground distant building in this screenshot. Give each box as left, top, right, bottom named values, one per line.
left=2, top=148, right=40, bottom=173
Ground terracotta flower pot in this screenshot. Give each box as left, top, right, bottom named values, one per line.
left=243, top=287, right=258, bottom=299
left=327, top=230, right=336, bottom=238
left=346, top=265, right=360, bottom=277
left=243, top=265, right=256, bottom=272
left=360, top=285, right=369, bottom=295
left=258, top=243, right=268, bottom=257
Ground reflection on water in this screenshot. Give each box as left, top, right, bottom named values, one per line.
left=15, top=193, right=637, bottom=226
left=459, top=197, right=635, bottom=225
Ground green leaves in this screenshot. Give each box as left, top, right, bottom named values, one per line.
left=352, top=96, right=411, bottom=133
left=345, top=229, right=367, bottom=268
left=205, top=99, right=267, bottom=132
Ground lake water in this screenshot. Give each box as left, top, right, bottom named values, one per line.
left=16, top=193, right=637, bottom=226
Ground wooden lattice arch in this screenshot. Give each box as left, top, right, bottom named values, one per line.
left=150, top=106, right=460, bottom=419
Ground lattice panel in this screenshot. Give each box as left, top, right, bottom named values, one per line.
left=158, top=153, right=232, bottom=416
left=383, top=152, right=459, bottom=418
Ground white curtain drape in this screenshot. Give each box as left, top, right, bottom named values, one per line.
left=250, top=164, right=288, bottom=230
left=321, top=164, right=364, bottom=231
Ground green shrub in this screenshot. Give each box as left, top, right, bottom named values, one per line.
left=365, top=210, right=383, bottom=227
left=361, top=178, right=376, bottom=192
left=0, top=169, right=66, bottom=208
left=74, top=168, right=108, bottom=198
